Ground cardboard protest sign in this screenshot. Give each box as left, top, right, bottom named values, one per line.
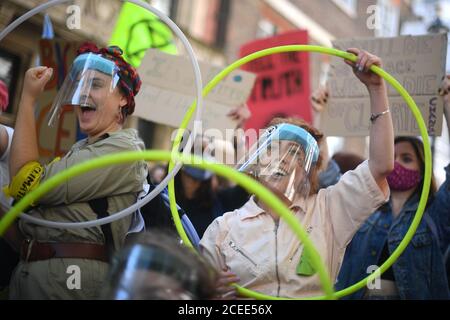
left=36, top=39, right=82, bottom=163
left=134, top=49, right=256, bottom=140
left=239, top=30, right=312, bottom=131
left=322, top=34, right=447, bottom=136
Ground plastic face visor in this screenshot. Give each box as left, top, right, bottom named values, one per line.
left=102, top=244, right=206, bottom=300
left=237, top=123, right=319, bottom=202
left=47, top=53, right=120, bottom=126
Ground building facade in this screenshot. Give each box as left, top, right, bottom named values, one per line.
left=1, top=0, right=413, bottom=155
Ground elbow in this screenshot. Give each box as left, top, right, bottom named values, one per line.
left=369, top=159, right=394, bottom=179
left=379, top=160, right=394, bottom=178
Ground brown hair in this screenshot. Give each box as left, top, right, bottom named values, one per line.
left=332, top=151, right=365, bottom=174
left=266, top=117, right=324, bottom=195
left=395, top=136, right=437, bottom=199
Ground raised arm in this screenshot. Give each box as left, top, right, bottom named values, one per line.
left=9, top=67, right=53, bottom=178
left=429, top=75, right=450, bottom=251
left=345, top=49, right=394, bottom=197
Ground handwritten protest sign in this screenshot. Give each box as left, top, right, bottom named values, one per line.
left=134, top=49, right=256, bottom=139
left=322, top=34, right=447, bottom=136
left=239, top=30, right=312, bottom=131
left=36, top=40, right=81, bottom=163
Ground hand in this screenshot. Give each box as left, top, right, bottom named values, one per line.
left=344, top=48, right=383, bottom=90
left=22, top=66, right=53, bottom=100
left=439, top=75, right=450, bottom=105
left=213, top=269, right=240, bottom=300
left=227, top=103, right=251, bottom=128
left=440, top=74, right=450, bottom=127
left=311, top=86, right=329, bottom=112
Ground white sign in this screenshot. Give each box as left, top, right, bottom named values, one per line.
left=134, top=49, right=256, bottom=138
left=323, top=34, right=447, bottom=136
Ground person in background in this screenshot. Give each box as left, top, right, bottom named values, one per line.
left=142, top=156, right=250, bottom=238
left=0, top=80, right=19, bottom=299
left=311, top=84, right=365, bottom=190
left=336, top=135, right=450, bottom=299
left=142, top=105, right=252, bottom=238
left=439, top=73, right=450, bottom=291
left=332, top=152, right=365, bottom=174
left=148, top=163, right=167, bottom=184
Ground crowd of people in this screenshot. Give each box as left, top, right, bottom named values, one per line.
left=0, top=41, right=448, bottom=300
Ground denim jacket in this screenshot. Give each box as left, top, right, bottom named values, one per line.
left=336, top=164, right=450, bottom=300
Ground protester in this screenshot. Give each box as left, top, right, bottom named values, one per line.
left=200, top=48, right=394, bottom=298
left=336, top=136, right=450, bottom=299
left=148, top=163, right=167, bottom=184
left=5, top=43, right=148, bottom=299
left=142, top=105, right=251, bottom=238
left=334, top=74, right=450, bottom=299
left=441, top=74, right=450, bottom=290
left=142, top=158, right=249, bottom=238
left=0, top=80, right=18, bottom=299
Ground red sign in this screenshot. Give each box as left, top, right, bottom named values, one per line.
left=239, top=30, right=312, bottom=131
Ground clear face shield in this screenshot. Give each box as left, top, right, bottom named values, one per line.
left=237, top=123, right=319, bottom=204
left=101, top=243, right=213, bottom=300
left=47, top=53, right=120, bottom=126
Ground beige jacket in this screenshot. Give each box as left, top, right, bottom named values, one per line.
left=10, top=128, right=148, bottom=299
left=19, top=128, right=148, bottom=249
left=200, top=160, right=389, bottom=298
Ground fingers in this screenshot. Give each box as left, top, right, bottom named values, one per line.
left=439, top=75, right=450, bottom=96
left=227, top=104, right=251, bottom=122
left=358, top=54, right=369, bottom=72
left=214, top=270, right=240, bottom=299
left=345, top=48, right=382, bottom=75
left=227, top=107, right=238, bottom=116
left=217, top=270, right=240, bottom=284
left=28, top=66, right=52, bottom=78
left=227, top=110, right=239, bottom=121
left=39, top=67, right=53, bottom=81
left=311, top=87, right=329, bottom=107
left=33, top=66, right=49, bottom=74
left=28, top=67, right=53, bottom=85
left=345, top=48, right=359, bottom=68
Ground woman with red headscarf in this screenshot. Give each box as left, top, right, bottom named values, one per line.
left=5, top=43, right=148, bottom=299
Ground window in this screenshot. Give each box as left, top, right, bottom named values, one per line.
left=174, top=0, right=230, bottom=48
left=331, top=0, right=357, bottom=17
left=375, top=0, right=400, bottom=37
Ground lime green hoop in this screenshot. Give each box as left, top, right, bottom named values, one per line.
left=167, top=45, right=432, bottom=300
left=0, top=150, right=336, bottom=299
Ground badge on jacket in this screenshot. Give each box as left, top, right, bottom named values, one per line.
left=296, top=250, right=316, bottom=276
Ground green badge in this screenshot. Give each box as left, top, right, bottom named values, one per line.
left=296, top=250, right=316, bottom=276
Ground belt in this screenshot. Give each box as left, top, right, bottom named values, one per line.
left=20, top=240, right=110, bottom=263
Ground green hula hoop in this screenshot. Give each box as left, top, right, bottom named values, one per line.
left=167, top=45, right=431, bottom=300
left=0, top=151, right=336, bottom=299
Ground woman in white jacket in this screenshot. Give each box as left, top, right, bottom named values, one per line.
left=200, top=48, right=394, bottom=299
